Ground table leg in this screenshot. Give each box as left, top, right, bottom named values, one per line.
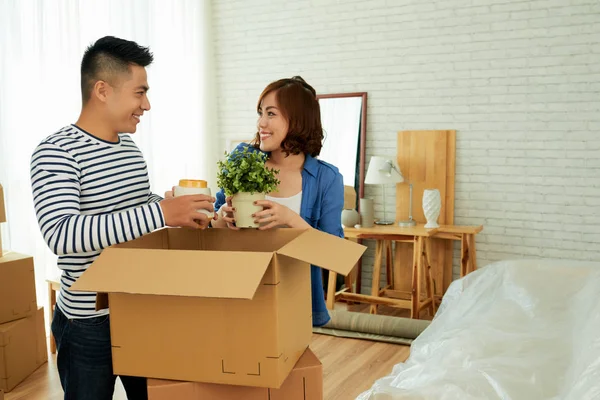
left=385, top=240, right=393, bottom=289
left=460, top=233, right=468, bottom=278
left=423, top=238, right=437, bottom=316
left=345, top=237, right=360, bottom=305
left=467, top=233, right=478, bottom=274
left=370, top=240, right=384, bottom=314
left=411, top=237, right=422, bottom=319
left=326, top=271, right=337, bottom=310
left=357, top=239, right=363, bottom=294
left=343, top=266, right=355, bottom=306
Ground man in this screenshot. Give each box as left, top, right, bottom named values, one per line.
left=30, top=36, right=213, bottom=400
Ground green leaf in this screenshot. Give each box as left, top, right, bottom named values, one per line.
left=216, top=147, right=281, bottom=196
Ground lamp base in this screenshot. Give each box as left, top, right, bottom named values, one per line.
left=397, top=219, right=416, bottom=227
left=375, top=220, right=395, bottom=226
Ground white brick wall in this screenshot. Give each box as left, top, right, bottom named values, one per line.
left=212, top=0, right=600, bottom=292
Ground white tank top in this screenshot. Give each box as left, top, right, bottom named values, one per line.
left=265, top=191, right=302, bottom=216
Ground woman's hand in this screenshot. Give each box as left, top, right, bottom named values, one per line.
left=219, top=196, right=239, bottom=230
left=253, top=200, right=310, bottom=230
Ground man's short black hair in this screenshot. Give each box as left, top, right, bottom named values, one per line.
left=80, top=36, right=154, bottom=103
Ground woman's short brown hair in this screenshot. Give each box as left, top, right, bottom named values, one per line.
left=252, top=76, right=324, bottom=157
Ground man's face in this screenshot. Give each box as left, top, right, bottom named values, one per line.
left=105, top=64, right=151, bottom=134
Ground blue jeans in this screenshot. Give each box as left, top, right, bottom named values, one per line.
left=311, top=265, right=330, bottom=327
left=51, top=306, right=147, bottom=400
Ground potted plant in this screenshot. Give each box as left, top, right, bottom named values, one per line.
left=216, top=147, right=280, bottom=228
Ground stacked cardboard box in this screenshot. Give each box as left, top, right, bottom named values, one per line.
left=0, top=185, right=5, bottom=258
left=72, top=226, right=366, bottom=399
left=147, top=348, right=323, bottom=400
left=0, top=184, right=48, bottom=393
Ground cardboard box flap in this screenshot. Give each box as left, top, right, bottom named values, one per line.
left=71, top=248, right=274, bottom=299
left=294, top=347, right=321, bottom=370
left=276, top=229, right=367, bottom=276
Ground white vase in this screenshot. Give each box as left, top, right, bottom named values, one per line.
left=422, top=189, right=441, bottom=229
left=359, top=198, right=374, bottom=228
left=231, top=192, right=265, bottom=228
left=341, top=209, right=360, bottom=228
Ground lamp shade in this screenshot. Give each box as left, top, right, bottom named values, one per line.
left=365, top=156, right=404, bottom=185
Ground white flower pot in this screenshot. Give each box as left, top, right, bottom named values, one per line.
left=231, top=192, right=266, bottom=228
left=422, top=189, right=441, bottom=229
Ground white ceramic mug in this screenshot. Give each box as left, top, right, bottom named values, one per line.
left=173, top=179, right=214, bottom=217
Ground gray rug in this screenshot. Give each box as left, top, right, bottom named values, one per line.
left=313, top=310, right=430, bottom=345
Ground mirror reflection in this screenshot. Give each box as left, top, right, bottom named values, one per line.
left=317, top=92, right=367, bottom=206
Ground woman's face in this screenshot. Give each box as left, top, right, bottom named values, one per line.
left=257, top=91, right=289, bottom=153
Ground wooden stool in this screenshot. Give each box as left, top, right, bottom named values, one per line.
left=47, top=277, right=60, bottom=354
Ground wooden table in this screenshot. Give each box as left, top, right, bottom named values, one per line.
left=326, top=224, right=482, bottom=319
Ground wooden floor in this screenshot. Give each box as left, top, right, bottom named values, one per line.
left=311, top=334, right=409, bottom=400
left=5, top=333, right=409, bottom=400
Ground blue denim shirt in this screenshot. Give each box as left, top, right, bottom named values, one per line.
left=215, top=143, right=344, bottom=327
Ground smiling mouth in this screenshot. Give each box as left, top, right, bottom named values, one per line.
left=259, top=132, right=271, bottom=140
left=133, top=115, right=141, bottom=122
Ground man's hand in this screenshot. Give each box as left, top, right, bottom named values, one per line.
left=159, top=194, right=215, bottom=229
left=164, top=186, right=175, bottom=199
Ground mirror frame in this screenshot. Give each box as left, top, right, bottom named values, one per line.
left=316, top=92, right=368, bottom=201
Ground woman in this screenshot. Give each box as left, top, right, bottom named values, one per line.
left=213, top=76, right=344, bottom=327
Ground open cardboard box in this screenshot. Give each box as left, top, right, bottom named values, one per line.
left=72, top=227, right=365, bottom=388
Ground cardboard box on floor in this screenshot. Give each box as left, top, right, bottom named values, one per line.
left=72, top=227, right=365, bottom=388
left=147, top=347, right=323, bottom=400
left=0, top=185, right=5, bottom=223
left=0, top=184, right=6, bottom=258
left=0, top=252, right=37, bottom=325
left=0, top=307, right=48, bottom=392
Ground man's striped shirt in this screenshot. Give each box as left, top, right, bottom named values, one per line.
left=30, top=124, right=165, bottom=319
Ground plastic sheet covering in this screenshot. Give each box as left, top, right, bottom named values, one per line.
left=357, top=259, right=600, bottom=400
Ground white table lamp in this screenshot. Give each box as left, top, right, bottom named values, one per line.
left=365, top=156, right=416, bottom=227
left=365, top=156, right=400, bottom=225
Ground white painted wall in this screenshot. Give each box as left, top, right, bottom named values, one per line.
left=212, top=0, right=600, bottom=291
